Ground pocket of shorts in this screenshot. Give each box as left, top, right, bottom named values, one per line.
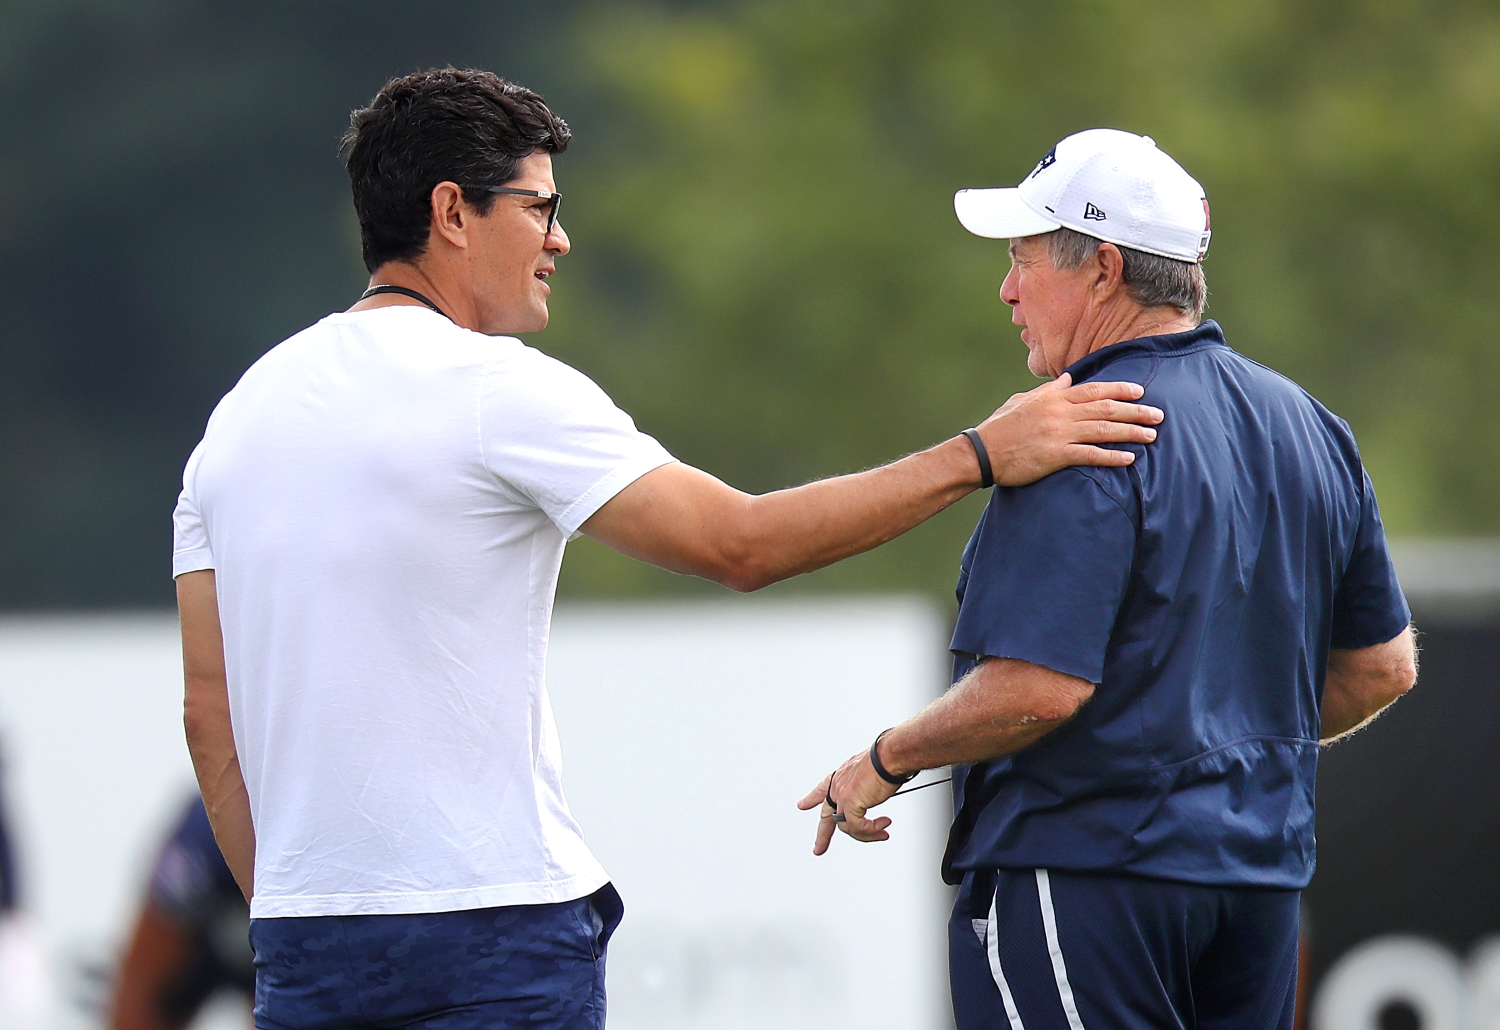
left=569, top=903, right=602, bottom=962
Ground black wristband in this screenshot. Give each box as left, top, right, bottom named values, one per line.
left=962, top=428, right=994, bottom=489
left=870, top=729, right=917, bottom=786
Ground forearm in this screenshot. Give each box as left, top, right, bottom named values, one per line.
left=877, top=657, right=1095, bottom=776
left=177, top=571, right=255, bottom=901
left=800, top=656, right=1094, bottom=855
left=1319, top=682, right=1378, bottom=742
left=1319, top=626, right=1418, bottom=743
left=726, top=435, right=978, bottom=589
left=587, top=377, right=1161, bottom=589
left=183, top=690, right=255, bottom=901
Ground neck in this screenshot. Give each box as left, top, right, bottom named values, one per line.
left=1067, top=303, right=1196, bottom=370
left=350, top=262, right=480, bottom=331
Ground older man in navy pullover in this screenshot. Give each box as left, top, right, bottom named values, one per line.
left=803, top=130, right=1416, bottom=1030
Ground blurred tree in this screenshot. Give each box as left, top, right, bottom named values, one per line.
left=0, top=0, right=578, bottom=606
left=3, top=0, right=1499, bottom=608
left=546, top=0, right=1500, bottom=601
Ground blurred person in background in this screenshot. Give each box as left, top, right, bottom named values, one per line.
left=109, top=795, right=252, bottom=1030
left=805, top=129, right=1417, bottom=1030
left=173, top=70, right=1166, bottom=1030
left=0, top=740, right=47, bottom=1030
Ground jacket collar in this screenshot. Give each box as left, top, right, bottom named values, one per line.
left=1063, top=319, right=1226, bottom=383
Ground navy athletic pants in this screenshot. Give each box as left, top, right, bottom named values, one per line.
left=249, top=883, right=624, bottom=1030
left=950, top=868, right=1298, bottom=1030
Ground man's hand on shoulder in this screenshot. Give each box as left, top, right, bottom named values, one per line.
left=979, top=373, right=1163, bottom=487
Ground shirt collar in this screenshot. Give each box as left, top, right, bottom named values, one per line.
left=1063, top=319, right=1226, bottom=383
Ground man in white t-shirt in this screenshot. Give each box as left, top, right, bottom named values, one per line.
left=174, top=69, right=1164, bottom=1030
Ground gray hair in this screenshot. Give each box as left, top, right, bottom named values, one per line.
left=1042, top=227, right=1208, bottom=321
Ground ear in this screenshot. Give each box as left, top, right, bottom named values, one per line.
left=429, top=181, right=470, bottom=251
left=1091, top=242, right=1126, bottom=299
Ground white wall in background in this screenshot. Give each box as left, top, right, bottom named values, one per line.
left=0, top=598, right=953, bottom=1030
left=0, top=614, right=212, bottom=1030
left=549, top=599, right=951, bottom=1030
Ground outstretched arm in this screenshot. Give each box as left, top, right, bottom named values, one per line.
left=178, top=570, right=255, bottom=902
left=582, top=374, right=1161, bottom=591
left=1320, top=625, right=1417, bottom=743
left=797, top=656, right=1095, bottom=855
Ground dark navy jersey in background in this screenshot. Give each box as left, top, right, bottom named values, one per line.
left=149, top=797, right=254, bottom=1013
left=944, top=321, right=1409, bottom=890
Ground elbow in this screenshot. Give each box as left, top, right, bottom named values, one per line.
left=707, top=532, right=782, bottom=592
left=1335, top=659, right=1416, bottom=726
left=1023, top=679, right=1096, bottom=726
left=182, top=691, right=212, bottom=748
left=1387, top=655, right=1418, bottom=703
left=1372, top=643, right=1418, bottom=708
left=182, top=675, right=230, bottom=747
left=703, top=495, right=795, bottom=592
left=718, top=564, right=777, bottom=593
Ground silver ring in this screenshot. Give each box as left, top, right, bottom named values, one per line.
left=832, top=813, right=847, bottom=823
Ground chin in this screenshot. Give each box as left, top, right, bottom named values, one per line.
left=492, top=308, right=548, bottom=336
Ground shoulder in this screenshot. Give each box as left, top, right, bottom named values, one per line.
left=480, top=339, right=621, bottom=412
left=992, top=464, right=1138, bottom=524
left=1227, top=351, right=1365, bottom=458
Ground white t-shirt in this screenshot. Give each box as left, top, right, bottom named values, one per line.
left=172, top=307, right=674, bottom=919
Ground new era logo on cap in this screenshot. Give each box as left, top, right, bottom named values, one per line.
left=954, top=128, right=1211, bottom=264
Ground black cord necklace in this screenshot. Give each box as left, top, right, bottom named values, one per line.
left=359, top=284, right=453, bottom=322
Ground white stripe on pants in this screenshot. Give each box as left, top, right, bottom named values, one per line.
left=982, top=869, right=1089, bottom=1030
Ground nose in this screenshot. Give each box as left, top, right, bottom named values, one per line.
left=999, top=263, right=1020, bottom=307
left=546, top=221, right=570, bottom=256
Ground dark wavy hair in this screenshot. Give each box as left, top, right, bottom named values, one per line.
left=340, top=68, right=571, bottom=272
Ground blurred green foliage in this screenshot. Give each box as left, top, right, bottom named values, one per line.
left=2, top=0, right=1499, bottom=608
left=548, top=0, right=1500, bottom=602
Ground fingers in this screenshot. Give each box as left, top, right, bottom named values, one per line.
left=836, top=812, right=893, bottom=843
left=804, top=758, right=900, bottom=853
left=813, top=808, right=838, bottom=855
left=1061, top=378, right=1146, bottom=404
left=1067, top=398, right=1163, bottom=427
left=1064, top=444, right=1137, bottom=468
left=1074, top=419, right=1157, bottom=445
left=798, top=776, right=831, bottom=811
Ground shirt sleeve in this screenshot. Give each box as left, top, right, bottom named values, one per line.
left=480, top=349, right=676, bottom=539
left=172, top=442, right=215, bottom=578
left=951, top=469, right=1137, bottom=684
left=1330, top=467, right=1411, bottom=648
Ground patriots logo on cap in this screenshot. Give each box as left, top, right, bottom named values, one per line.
left=1029, top=146, right=1057, bottom=179
left=1083, top=202, right=1107, bottom=221
left=1198, top=197, right=1212, bottom=261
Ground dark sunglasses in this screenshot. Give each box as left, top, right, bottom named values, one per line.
left=464, top=185, right=562, bottom=234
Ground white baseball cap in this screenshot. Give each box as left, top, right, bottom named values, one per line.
left=954, top=128, right=1211, bottom=263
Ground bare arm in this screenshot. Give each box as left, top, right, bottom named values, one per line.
left=108, top=903, right=197, bottom=1030
left=583, top=375, right=1162, bottom=591
left=177, top=570, right=255, bottom=902
left=797, top=657, right=1095, bottom=854
left=1320, top=625, right=1417, bottom=743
